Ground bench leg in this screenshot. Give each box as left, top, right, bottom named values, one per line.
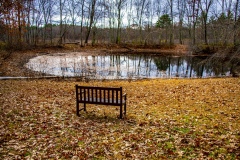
left=120, top=105, right=123, bottom=119
left=76, top=103, right=80, bottom=116
left=77, top=103, right=87, bottom=117
left=84, top=103, right=86, bottom=111
left=124, top=95, right=127, bottom=118
left=124, top=103, right=126, bottom=116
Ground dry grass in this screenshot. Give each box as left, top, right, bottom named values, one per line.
left=0, top=78, right=239, bottom=159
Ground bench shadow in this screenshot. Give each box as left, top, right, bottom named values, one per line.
left=79, top=111, right=124, bottom=122
left=74, top=106, right=136, bottom=125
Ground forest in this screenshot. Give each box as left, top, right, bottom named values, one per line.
left=0, top=0, right=240, bottom=50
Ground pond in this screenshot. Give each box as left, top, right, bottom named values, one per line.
left=25, top=52, right=233, bottom=79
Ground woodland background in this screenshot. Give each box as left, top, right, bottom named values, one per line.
left=0, top=0, right=239, bottom=50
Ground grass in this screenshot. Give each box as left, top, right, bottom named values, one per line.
left=0, top=78, right=239, bottom=159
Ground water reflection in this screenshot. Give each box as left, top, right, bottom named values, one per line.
left=26, top=53, right=232, bottom=79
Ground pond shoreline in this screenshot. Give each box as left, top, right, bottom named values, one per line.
left=0, top=46, right=190, bottom=78
left=25, top=52, right=234, bottom=79
left=1, top=44, right=239, bottom=78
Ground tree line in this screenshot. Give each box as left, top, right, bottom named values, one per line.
left=0, top=0, right=239, bottom=49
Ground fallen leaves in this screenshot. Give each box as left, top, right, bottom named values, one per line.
left=0, top=78, right=239, bottom=159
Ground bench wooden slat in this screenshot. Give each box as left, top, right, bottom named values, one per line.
left=112, top=90, right=114, bottom=104
left=87, top=88, right=89, bottom=102
left=84, top=88, right=86, bottom=101
left=107, top=89, right=110, bottom=102
left=116, top=90, right=118, bottom=105
left=103, top=90, right=106, bottom=103
left=79, top=88, right=81, bottom=101
left=99, top=89, right=101, bottom=103
left=94, top=89, right=97, bottom=102
left=91, top=88, right=93, bottom=102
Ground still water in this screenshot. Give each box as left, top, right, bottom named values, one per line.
left=26, top=52, right=232, bottom=79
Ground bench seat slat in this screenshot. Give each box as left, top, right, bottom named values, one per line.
left=79, top=98, right=126, bottom=104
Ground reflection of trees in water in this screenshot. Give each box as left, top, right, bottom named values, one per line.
left=203, top=56, right=231, bottom=77
left=191, top=56, right=230, bottom=77
left=154, top=56, right=169, bottom=71
left=154, top=56, right=189, bottom=77
left=190, top=57, right=205, bottom=77
left=184, top=56, right=211, bottom=77
left=154, top=56, right=170, bottom=77
left=30, top=54, right=234, bottom=78
left=96, top=55, right=231, bottom=78
left=108, top=55, right=121, bottom=77
left=153, top=56, right=232, bottom=78
left=144, top=55, right=153, bottom=77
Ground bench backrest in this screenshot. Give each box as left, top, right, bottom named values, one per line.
left=76, top=85, right=123, bottom=105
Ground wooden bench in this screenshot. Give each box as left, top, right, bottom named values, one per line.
left=75, top=85, right=127, bottom=119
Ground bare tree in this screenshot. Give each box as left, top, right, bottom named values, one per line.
left=167, top=0, right=174, bottom=45
left=154, top=0, right=163, bottom=18
left=102, top=0, right=116, bottom=43
left=126, top=0, right=134, bottom=27
left=234, top=0, right=239, bottom=46
left=78, top=0, right=86, bottom=46
left=30, top=0, right=43, bottom=46
left=143, top=0, right=156, bottom=45
left=186, top=0, right=201, bottom=45
left=85, top=0, right=97, bottom=45
left=24, top=0, right=34, bottom=45
left=59, top=0, right=65, bottom=45
left=212, top=0, right=235, bottom=45
left=39, top=0, right=55, bottom=44
left=67, top=0, right=80, bottom=42
left=135, top=0, right=148, bottom=43
left=199, top=0, right=213, bottom=45
left=177, top=0, right=186, bottom=44
left=116, top=0, right=127, bottom=44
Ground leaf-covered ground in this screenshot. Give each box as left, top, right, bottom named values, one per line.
left=0, top=78, right=239, bottom=159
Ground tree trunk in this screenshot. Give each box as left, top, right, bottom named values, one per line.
left=59, top=0, right=63, bottom=45
left=169, top=0, right=174, bottom=45
left=85, top=0, right=96, bottom=44
left=116, top=0, right=122, bottom=44
left=234, top=0, right=239, bottom=46
left=80, top=0, right=85, bottom=47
